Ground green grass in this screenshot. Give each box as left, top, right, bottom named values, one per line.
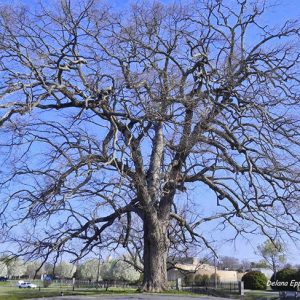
left=0, top=287, right=139, bottom=300
left=230, top=290, right=279, bottom=300
left=0, top=282, right=10, bottom=287
left=2, top=286, right=280, bottom=300
left=159, top=290, right=206, bottom=297
left=0, top=286, right=210, bottom=300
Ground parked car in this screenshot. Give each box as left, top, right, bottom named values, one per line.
left=18, top=282, right=37, bottom=288
left=0, top=277, right=7, bottom=282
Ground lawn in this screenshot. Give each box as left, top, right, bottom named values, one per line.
left=239, top=290, right=279, bottom=300
left=0, top=286, right=140, bottom=300
left=0, top=279, right=209, bottom=299
left=0, top=286, right=210, bottom=300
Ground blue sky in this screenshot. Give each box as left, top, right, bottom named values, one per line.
left=1, top=0, right=300, bottom=265
left=2, top=0, right=300, bottom=19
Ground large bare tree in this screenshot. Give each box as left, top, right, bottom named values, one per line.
left=1, top=0, right=300, bottom=292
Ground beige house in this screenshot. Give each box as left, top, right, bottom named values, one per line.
left=167, top=257, right=238, bottom=282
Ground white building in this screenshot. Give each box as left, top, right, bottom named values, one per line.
left=167, top=258, right=238, bottom=282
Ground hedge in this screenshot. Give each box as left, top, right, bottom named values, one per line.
left=242, top=271, right=267, bottom=290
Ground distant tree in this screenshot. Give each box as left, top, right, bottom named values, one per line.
left=6, top=259, right=26, bottom=279
left=55, top=262, right=76, bottom=279
left=100, top=260, right=140, bottom=283
left=257, top=240, right=286, bottom=279
left=219, top=256, right=239, bottom=270
left=77, top=259, right=101, bottom=281
left=100, top=261, right=114, bottom=281
left=0, top=261, right=7, bottom=277
left=239, top=260, right=251, bottom=272
left=44, top=262, right=54, bottom=275
left=113, top=260, right=140, bottom=282
left=251, top=260, right=269, bottom=269
left=25, top=261, right=45, bottom=279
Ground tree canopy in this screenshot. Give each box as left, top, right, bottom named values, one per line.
left=0, top=0, right=300, bottom=291
left=77, top=258, right=102, bottom=281
left=257, top=240, right=286, bottom=276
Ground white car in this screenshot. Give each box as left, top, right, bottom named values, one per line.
left=18, top=282, right=37, bottom=289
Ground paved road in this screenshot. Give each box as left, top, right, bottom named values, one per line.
left=31, top=295, right=230, bottom=300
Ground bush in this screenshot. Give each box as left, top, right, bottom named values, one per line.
left=194, top=274, right=210, bottom=286
left=184, top=273, right=195, bottom=285
left=270, top=268, right=300, bottom=291
left=43, top=280, right=52, bottom=288
left=210, top=273, right=220, bottom=283
left=242, top=271, right=267, bottom=290
left=194, top=274, right=202, bottom=285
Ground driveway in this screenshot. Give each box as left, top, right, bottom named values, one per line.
left=31, top=295, right=230, bottom=300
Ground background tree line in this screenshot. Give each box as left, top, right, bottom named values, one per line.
left=0, top=257, right=140, bottom=283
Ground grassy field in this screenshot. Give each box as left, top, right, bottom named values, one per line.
left=0, top=288, right=281, bottom=300
left=0, top=281, right=280, bottom=300
left=243, top=291, right=279, bottom=300
left=0, top=286, right=141, bottom=300
left=0, top=286, right=206, bottom=300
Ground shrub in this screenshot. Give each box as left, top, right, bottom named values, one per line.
left=194, top=274, right=210, bottom=286
left=184, top=273, right=195, bottom=285
left=43, top=280, right=52, bottom=288
left=201, top=274, right=210, bottom=285
left=194, top=274, right=202, bottom=285
left=270, top=268, right=300, bottom=291
left=242, top=271, right=267, bottom=290
left=210, top=273, right=220, bottom=283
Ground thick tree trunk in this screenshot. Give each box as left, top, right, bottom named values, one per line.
left=141, top=216, right=170, bottom=292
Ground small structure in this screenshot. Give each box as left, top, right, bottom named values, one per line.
left=167, top=257, right=238, bottom=282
